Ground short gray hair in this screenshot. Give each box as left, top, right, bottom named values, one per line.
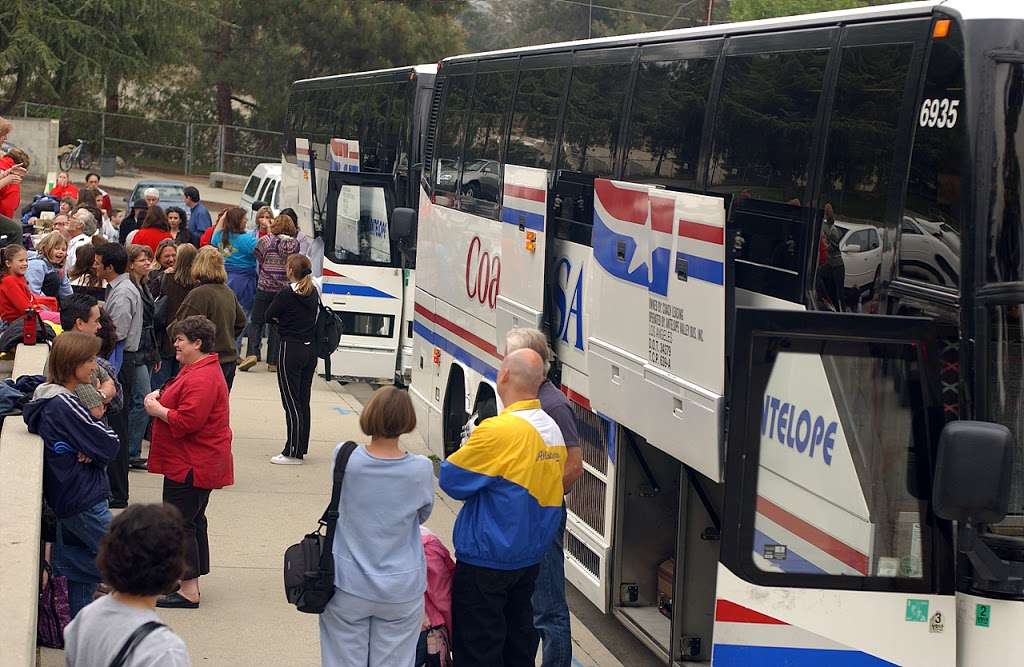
left=143, top=187, right=160, bottom=200
left=74, top=209, right=96, bottom=235
left=506, top=328, right=551, bottom=375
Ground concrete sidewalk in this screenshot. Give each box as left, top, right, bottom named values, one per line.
left=40, top=366, right=621, bottom=666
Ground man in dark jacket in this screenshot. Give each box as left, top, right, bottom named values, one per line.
left=24, top=332, right=121, bottom=617
left=118, top=198, right=148, bottom=245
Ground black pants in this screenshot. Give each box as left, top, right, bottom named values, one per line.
left=277, top=340, right=316, bottom=458
left=246, top=289, right=279, bottom=364
left=452, top=561, right=540, bottom=667
left=220, top=360, right=236, bottom=391
left=107, top=353, right=137, bottom=504
left=162, top=470, right=212, bottom=580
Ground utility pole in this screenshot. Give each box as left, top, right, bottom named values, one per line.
left=706, top=0, right=714, bottom=25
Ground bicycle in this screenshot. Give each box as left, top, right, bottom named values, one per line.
left=58, top=139, right=93, bottom=171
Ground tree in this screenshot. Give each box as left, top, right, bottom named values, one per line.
left=0, top=0, right=204, bottom=113
left=729, top=0, right=899, bottom=21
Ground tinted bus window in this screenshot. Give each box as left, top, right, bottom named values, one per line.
left=709, top=49, right=829, bottom=204
left=560, top=61, right=632, bottom=177
left=989, top=61, right=1023, bottom=282
left=901, top=25, right=964, bottom=288
left=625, top=57, right=715, bottom=189
left=461, top=69, right=515, bottom=217
left=508, top=66, right=570, bottom=170
left=816, top=42, right=913, bottom=311
left=434, top=74, right=474, bottom=202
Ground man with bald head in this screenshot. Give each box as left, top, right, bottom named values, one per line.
left=440, top=348, right=568, bottom=666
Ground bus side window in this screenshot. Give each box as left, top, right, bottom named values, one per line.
left=709, top=48, right=829, bottom=299
left=507, top=65, right=570, bottom=171
left=433, top=73, right=475, bottom=207
left=559, top=58, right=632, bottom=178
left=460, top=66, right=515, bottom=219
left=816, top=41, right=914, bottom=313
left=624, top=56, right=716, bottom=191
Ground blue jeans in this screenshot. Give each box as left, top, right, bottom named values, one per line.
left=126, top=361, right=152, bottom=458
left=54, top=499, right=111, bottom=618
left=532, top=505, right=571, bottom=667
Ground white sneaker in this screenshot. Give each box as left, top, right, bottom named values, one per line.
left=270, top=454, right=303, bottom=465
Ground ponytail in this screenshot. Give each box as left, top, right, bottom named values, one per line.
left=286, top=254, right=316, bottom=296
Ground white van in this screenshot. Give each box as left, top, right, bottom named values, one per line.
left=240, top=163, right=281, bottom=219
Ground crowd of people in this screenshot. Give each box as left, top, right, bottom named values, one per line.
left=3, top=113, right=587, bottom=667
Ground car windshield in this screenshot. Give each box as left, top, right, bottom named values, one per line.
left=833, top=224, right=849, bottom=239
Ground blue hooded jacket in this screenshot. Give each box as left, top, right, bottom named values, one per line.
left=23, top=383, right=120, bottom=518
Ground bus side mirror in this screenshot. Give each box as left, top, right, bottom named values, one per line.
left=392, top=207, right=417, bottom=240
left=933, top=421, right=1013, bottom=524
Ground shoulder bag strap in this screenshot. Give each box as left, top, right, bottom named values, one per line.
left=108, top=620, right=166, bottom=667
left=317, top=441, right=358, bottom=569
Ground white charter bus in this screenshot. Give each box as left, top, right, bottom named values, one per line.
left=281, top=64, right=436, bottom=382
left=399, top=2, right=1024, bottom=664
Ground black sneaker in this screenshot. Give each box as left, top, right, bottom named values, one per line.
left=128, top=457, right=148, bottom=470
left=109, top=498, right=128, bottom=509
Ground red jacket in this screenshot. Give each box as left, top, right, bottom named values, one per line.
left=200, top=225, right=215, bottom=247
left=0, top=156, right=19, bottom=219
left=50, top=183, right=79, bottom=200
left=0, top=273, right=39, bottom=322
left=148, top=353, right=234, bottom=489
left=131, top=227, right=172, bottom=253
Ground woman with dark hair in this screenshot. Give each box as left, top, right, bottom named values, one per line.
left=145, top=315, right=234, bottom=609
left=210, top=206, right=258, bottom=352
left=151, top=243, right=197, bottom=389
left=266, top=254, right=319, bottom=464
left=24, top=332, right=121, bottom=617
left=63, top=504, right=190, bottom=664
left=69, top=244, right=106, bottom=301
left=132, top=206, right=173, bottom=253
left=165, top=206, right=191, bottom=245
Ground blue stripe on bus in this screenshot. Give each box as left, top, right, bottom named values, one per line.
left=713, top=645, right=898, bottom=666
left=676, top=251, right=724, bottom=286
left=501, top=206, right=545, bottom=232
left=413, top=320, right=498, bottom=382
left=752, top=529, right=828, bottom=576
left=322, top=282, right=397, bottom=299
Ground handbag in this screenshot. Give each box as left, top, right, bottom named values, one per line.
left=283, top=441, right=358, bottom=613
left=108, top=621, right=166, bottom=667
left=37, top=561, right=71, bottom=649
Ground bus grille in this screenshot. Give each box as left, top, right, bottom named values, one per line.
left=567, top=469, right=606, bottom=535
left=571, top=401, right=608, bottom=475
left=565, top=530, right=601, bottom=579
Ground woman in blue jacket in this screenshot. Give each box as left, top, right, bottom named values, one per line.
left=24, top=331, right=121, bottom=617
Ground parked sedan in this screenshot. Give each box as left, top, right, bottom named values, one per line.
left=123, top=180, right=188, bottom=211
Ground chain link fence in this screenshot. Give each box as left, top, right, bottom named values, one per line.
left=15, top=102, right=283, bottom=176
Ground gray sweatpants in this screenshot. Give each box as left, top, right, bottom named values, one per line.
left=319, top=589, right=424, bottom=667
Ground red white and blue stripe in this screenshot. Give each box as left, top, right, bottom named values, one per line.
left=329, top=138, right=360, bottom=173
left=501, top=165, right=547, bottom=232
left=713, top=599, right=897, bottom=666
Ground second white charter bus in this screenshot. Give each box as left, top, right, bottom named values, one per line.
left=281, top=64, right=436, bottom=382
left=402, top=1, right=1024, bottom=665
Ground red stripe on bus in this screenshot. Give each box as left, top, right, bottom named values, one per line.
left=503, top=185, right=545, bottom=202
left=560, top=385, right=591, bottom=410
left=756, top=497, right=869, bottom=575
left=414, top=303, right=501, bottom=359
left=650, top=196, right=674, bottom=234
left=678, top=220, right=725, bottom=245
left=323, top=267, right=342, bottom=277
left=715, top=599, right=787, bottom=625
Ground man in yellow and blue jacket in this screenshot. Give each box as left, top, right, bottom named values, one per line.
left=440, top=348, right=567, bottom=666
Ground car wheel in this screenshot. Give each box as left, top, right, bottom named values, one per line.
left=463, top=183, right=479, bottom=200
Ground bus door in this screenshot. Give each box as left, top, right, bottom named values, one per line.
left=321, top=171, right=406, bottom=382
left=495, top=164, right=550, bottom=352
left=717, top=308, right=954, bottom=666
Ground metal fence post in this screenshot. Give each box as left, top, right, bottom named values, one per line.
left=217, top=125, right=225, bottom=172
left=184, top=123, right=192, bottom=175
left=100, top=111, right=106, bottom=157
left=22, top=102, right=28, bottom=117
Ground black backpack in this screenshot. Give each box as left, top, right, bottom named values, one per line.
left=314, top=295, right=343, bottom=378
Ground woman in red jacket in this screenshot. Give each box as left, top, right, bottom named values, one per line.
left=50, top=171, right=79, bottom=200
left=131, top=206, right=173, bottom=253
left=0, top=244, right=45, bottom=323
left=144, top=314, right=233, bottom=609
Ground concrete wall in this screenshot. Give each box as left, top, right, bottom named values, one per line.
left=0, top=344, right=49, bottom=666
left=7, top=118, right=59, bottom=178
